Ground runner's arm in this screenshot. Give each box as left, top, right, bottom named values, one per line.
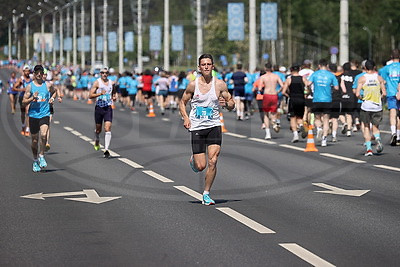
left=378, top=76, right=386, bottom=97
left=340, top=77, right=347, bottom=93
left=281, top=77, right=291, bottom=97
left=218, top=80, right=235, bottom=111
left=179, top=81, right=195, bottom=129
left=397, top=82, right=400, bottom=100
left=355, top=76, right=365, bottom=99
left=89, top=80, right=101, bottom=99
left=111, top=82, right=117, bottom=101
left=12, top=78, right=22, bottom=92
left=22, top=84, right=38, bottom=105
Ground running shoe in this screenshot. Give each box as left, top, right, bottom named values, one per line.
left=332, top=136, right=337, bottom=143
left=202, top=194, right=215, bottom=206
left=397, top=139, right=400, bottom=146
left=364, top=149, right=373, bottom=156
left=341, top=124, right=348, bottom=134
left=376, top=138, right=384, bottom=154
left=45, top=144, right=51, bottom=152
left=20, top=130, right=25, bottom=136
left=299, top=125, right=307, bottom=139
left=291, top=135, right=299, bottom=143
left=104, top=150, right=110, bottom=158
left=273, top=123, right=280, bottom=133
left=38, top=156, right=47, bottom=168
left=321, top=138, right=327, bottom=147
left=265, top=132, right=271, bottom=140
left=317, top=129, right=323, bottom=140
left=94, top=144, right=100, bottom=151
left=24, top=131, right=30, bottom=137
left=346, top=130, right=352, bottom=137
left=32, top=161, right=41, bottom=172
left=390, top=134, right=397, bottom=146
left=189, top=155, right=199, bottom=173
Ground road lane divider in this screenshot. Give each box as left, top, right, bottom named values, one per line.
left=374, top=164, right=400, bottom=172
left=79, top=135, right=92, bottom=142
left=320, top=153, right=366, bottom=164
left=279, top=243, right=335, bottom=267
left=216, top=207, right=276, bottom=234
left=224, top=132, right=247, bottom=139
left=279, top=144, right=305, bottom=151
left=173, top=186, right=203, bottom=201
left=143, top=170, right=174, bottom=183
left=248, top=137, right=277, bottom=145
left=64, top=126, right=73, bottom=131
left=53, top=121, right=60, bottom=124
left=71, top=130, right=82, bottom=136
left=118, top=158, right=144, bottom=169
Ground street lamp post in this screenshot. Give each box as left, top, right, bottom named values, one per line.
left=103, top=0, right=108, bottom=67
left=26, top=6, right=43, bottom=61
left=363, top=26, right=372, bottom=60
left=164, top=0, right=169, bottom=71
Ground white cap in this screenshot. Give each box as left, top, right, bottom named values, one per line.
left=109, top=67, right=115, bottom=73
left=100, top=67, right=109, bottom=73
left=23, top=65, right=30, bottom=71
left=279, top=66, right=287, bottom=72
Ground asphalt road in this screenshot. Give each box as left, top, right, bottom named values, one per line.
left=1, top=68, right=400, bottom=266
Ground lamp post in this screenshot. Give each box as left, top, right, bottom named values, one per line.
left=12, top=10, right=24, bottom=60
left=103, top=0, right=108, bottom=67
left=26, top=6, right=43, bottom=61
left=363, top=26, right=372, bottom=60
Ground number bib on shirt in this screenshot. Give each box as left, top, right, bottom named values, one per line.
left=195, top=106, right=213, bottom=120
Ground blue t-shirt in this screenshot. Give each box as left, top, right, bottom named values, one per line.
left=379, top=62, right=400, bottom=96
left=78, top=75, right=89, bottom=89
left=126, top=77, right=138, bottom=95
left=118, top=76, right=128, bottom=89
left=245, top=73, right=255, bottom=94
left=308, top=69, right=338, bottom=102
left=224, top=72, right=234, bottom=89
left=178, top=78, right=189, bottom=90
left=152, top=75, right=160, bottom=92
left=169, top=77, right=178, bottom=93
left=108, top=75, right=118, bottom=82
left=273, top=71, right=286, bottom=97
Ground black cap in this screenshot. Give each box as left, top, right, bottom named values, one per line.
left=33, top=65, right=44, bottom=73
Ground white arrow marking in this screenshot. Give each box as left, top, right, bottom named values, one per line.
left=21, top=191, right=86, bottom=200
left=21, top=189, right=121, bottom=204
left=65, top=189, right=121, bottom=204
left=312, top=183, right=370, bottom=197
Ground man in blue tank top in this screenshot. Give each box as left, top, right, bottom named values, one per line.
left=22, top=65, right=57, bottom=172
left=179, top=54, right=235, bottom=205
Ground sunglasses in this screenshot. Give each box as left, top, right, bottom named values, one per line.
left=34, top=71, right=44, bottom=75
left=100, top=72, right=109, bottom=74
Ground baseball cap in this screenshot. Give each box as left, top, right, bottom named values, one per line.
left=109, top=68, right=115, bottom=73
left=279, top=66, right=287, bottom=72
left=100, top=67, right=109, bottom=73
left=23, top=65, right=30, bottom=71
left=33, top=65, right=44, bottom=73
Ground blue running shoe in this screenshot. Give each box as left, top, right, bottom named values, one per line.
left=38, top=156, right=47, bottom=168
left=32, top=161, right=41, bottom=172
left=202, top=194, right=215, bottom=206
left=189, top=155, right=199, bottom=173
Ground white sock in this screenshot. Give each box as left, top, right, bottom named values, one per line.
left=391, top=125, right=396, bottom=135
left=25, top=127, right=30, bottom=132
left=104, top=131, right=111, bottom=150
left=265, top=128, right=271, bottom=135
left=397, top=130, right=400, bottom=139
left=293, top=131, right=298, bottom=137
left=203, top=191, right=210, bottom=195
left=332, top=131, right=337, bottom=138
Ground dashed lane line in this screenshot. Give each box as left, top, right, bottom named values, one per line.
left=118, top=158, right=144, bottom=169
left=173, top=186, right=203, bottom=201
left=79, top=135, right=92, bottom=142
left=248, top=137, right=277, bottom=145
left=279, top=144, right=306, bottom=152
left=224, top=132, right=248, bottom=139
left=279, top=243, right=335, bottom=267
left=63, top=126, right=73, bottom=131
left=374, top=164, right=400, bottom=172
left=53, top=121, right=60, bottom=124
left=71, top=130, right=82, bottom=136
left=143, top=170, right=174, bottom=183
left=319, top=153, right=366, bottom=164
left=161, top=118, right=170, bottom=122
left=216, top=207, right=276, bottom=234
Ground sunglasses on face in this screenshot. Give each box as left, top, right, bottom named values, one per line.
left=35, top=71, right=44, bottom=75
left=100, top=72, right=109, bottom=75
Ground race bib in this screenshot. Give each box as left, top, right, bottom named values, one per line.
left=195, top=106, right=213, bottom=120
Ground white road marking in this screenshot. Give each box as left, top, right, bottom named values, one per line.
left=374, top=164, right=400, bottom=172
left=131, top=111, right=138, bottom=114
left=89, top=141, right=104, bottom=148
left=162, top=118, right=170, bottom=122
left=143, top=170, right=174, bottom=183
left=173, top=186, right=202, bottom=201
left=64, top=126, right=73, bottom=131
left=71, top=130, right=82, bottom=136
left=216, top=207, right=276, bottom=234
left=312, top=183, right=370, bottom=197
left=248, top=137, right=277, bottom=145
left=279, top=144, right=305, bottom=151
left=380, top=130, right=391, bottom=134
left=119, top=108, right=125, bottom=111
left=224, top=132, right=247, bottom=139
left=53, top=121, right=60, bottom=124
left=79, top=135, right=92, bottom=142
left=279, top=243, right=335, bottom=267
left=108, top=150, right=120, bottom=157
left=118, top=158, right=144, bottom=169
left=320, top=153, right=366, bottom=164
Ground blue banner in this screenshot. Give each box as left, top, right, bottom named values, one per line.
left=171, top=25, right=184, bottom=51
left=78, top=36, right=91, bottom=52
left=108, top=31, right=117, bottom=52
left=64, top=37, right=72, bottom=51
left=261, top=2, right=278, bottom=40
left=4, top=46, right=8, bottom=56
left=125, top=31, right=134, bottom=52
left=96, top=36, right=103, bottom=52
left=149, top=25, right=162, bottom=51
left=228, top=3, right=244, bottom=41
left=54, top=34, right=60, bottom=51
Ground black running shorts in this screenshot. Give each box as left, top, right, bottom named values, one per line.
left=29, top=116, right=50, bottom=135
left=95, top=105, right=113, bottom=124
left=288, top=97, right=305, bottom=118
left=191, top=126, right=222, bottom=154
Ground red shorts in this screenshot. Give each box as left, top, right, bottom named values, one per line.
left=262, top=94, right=278, bottom=113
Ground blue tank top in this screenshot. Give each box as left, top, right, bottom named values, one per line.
left=28, top=82, right=51, bottom=119
left=20, top=76, right=32, bottom=96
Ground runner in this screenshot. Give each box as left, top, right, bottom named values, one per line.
left=231, top=63, right=247, bottom=120
left=299, top=60, right=314, bottom=129
left=155, top=71, right=169, bottom=115
left=88, top=67, right=117, bottom=158
left=356, top=60, right=386, bottom=156
left=253, top=70, right=266, bottom=129
left=126, top=72, right=138, bottom=111
left=282, top=65, right=307, bottom=142
left=7, top=71, right=18, bottom=114
left=13, top=65, right=32, bottom=136
left=259, top=63, right=284, bottom=139
left=379, top=49, right=400, bottom=146
left=22, top=65, right=56, bottom=172
left=141, top=69, right=154, bottom=115
left=168, top=71, right=179, bottom=112
left=306, top=59, right=339, bottom=147
left=179, top=54, right=235, bottom=205
left=329, top=63, right=343, bottom=142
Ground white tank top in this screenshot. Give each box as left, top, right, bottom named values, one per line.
left=361, top=73, right=382, bottom=112
left=189, top=76, right=221, bottom=131
left=96, top=78, right=113, bottom=107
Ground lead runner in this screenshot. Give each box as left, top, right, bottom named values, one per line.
left=179, top=54, right=235, bottom=205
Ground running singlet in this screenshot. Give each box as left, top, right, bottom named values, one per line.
left=289, top=76, right=305, bottom=98
left=361, top=73, right=382, bottom=112
left=7, top=78, right=17, bottom=94
left=189, top=77, right=221, bottom=131
left=95, top=78, right=113, bottom=107
left=308, top=69, right=338, bottom=102
left=28, top=82, right=50, bottom=119
left=20, top=76, right=32, bottom=96
left=379, top=62, right=400, bottom=96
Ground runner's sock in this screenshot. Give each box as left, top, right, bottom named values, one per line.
left=397, top=130, right=400, bottom=139
left=203, top=191, right=209, bottom=195
left=391, top=125, right=396, bottom=135
left=374, top=133, right=381, bottom=140
left=365, top=141, right=372, bottom=150
left=104, top=131, right=111, bottom=150
left=332, top=131, right=337, bottom=138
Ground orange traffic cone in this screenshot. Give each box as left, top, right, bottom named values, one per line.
left=219, top=112, right=228, bottom=133
left=304, top=125, right=318, bottom=152
left=87, top=98, right=93, bottom=104
left=146, top=103, right=156, bottom=117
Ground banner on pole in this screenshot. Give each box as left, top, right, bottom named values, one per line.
left=227, top=3, right=244, bottom=41
left=96, top=36, right=103, bottom=52
left=171, top=25, right=184, bottom=51
left=64, top=37, right=72, bottom=51
left=261, top=2, right=278, bottom=40
left=108, top=31, right=117, bottom=52
left=54, top=34, right=60, bottom=52
left=125, top=31, right=134, bottom=52
left=78, top=36, right=91, bottom=52
left=4, top=46, right=8, bottom=56
left=149, top=25, right=162, bottom=51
